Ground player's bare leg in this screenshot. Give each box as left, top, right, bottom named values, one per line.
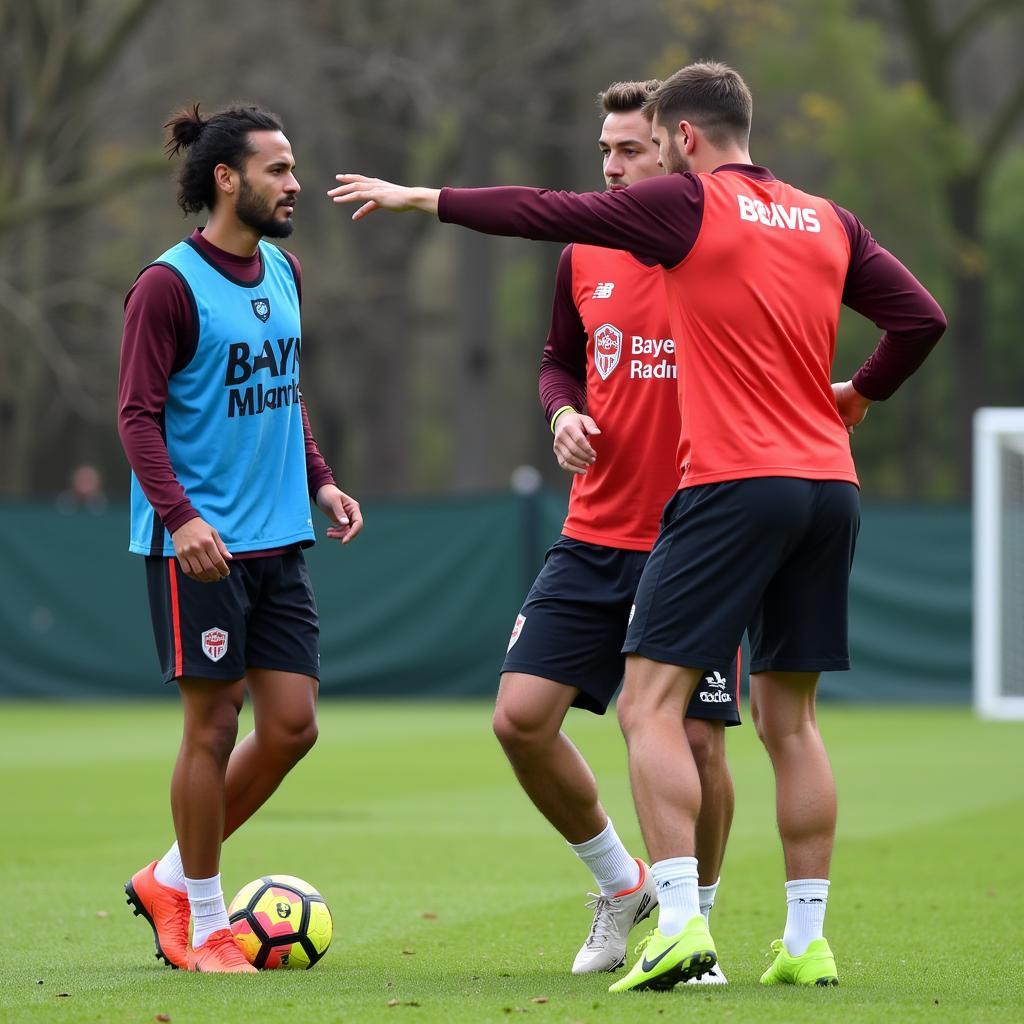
left=173, top=676, right=247, bottom=878
left=493, top=673, right=607, bottom=843
left=684, top=716, right=733, bottom=984
left=753, top=670, right=838, bottom=983
left=222, top=669, right=319, bottom=840
left=751, top=671, right=833, bottom=879
left=163, top=675, right=255, bottom=969
left=493, top=672, right=654, bottom=973
left=609, top=655, right=717, bottom=991
left=686, top=717, right=733, bottom=886
left=616, top=656, right=704, bottom=865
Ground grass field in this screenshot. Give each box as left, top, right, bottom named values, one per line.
left=2, top=701, right=1022, bottom=1023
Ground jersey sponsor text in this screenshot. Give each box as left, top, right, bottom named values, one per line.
left=225, top=336, right=302, bottom=418
left=737, top=194, right=821, bottom=233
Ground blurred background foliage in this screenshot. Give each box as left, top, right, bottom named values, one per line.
left=1, top=0, right=1022, bottom=503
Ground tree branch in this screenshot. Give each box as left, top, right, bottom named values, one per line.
left=80, top=0, right=163, bottom=85
left=978, top=70, right=1024, bottom=180
left=947, top=0, right=1023, bottom=50
left=0, top=150, right=167, bottom=234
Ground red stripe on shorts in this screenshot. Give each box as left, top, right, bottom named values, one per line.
left=168, top=559, right=183, bottom=677
left=735, top=646, right=742, bottom=710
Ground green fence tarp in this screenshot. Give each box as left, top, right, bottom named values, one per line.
left=0, top=496, right=971, bottom=702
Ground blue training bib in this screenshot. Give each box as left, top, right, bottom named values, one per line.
left=129, top=239, right=315, bottom=556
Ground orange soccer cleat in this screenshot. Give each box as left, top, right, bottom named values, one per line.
left=188, top=928, right=259, bottom=973
left=125, top=860, right=191, bottom=970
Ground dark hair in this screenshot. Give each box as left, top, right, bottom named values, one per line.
left=597, top=79, right=661, bottom=115
left=642, top=61, right=752, bottom=147
left=164, top=103, right=284, bottom=214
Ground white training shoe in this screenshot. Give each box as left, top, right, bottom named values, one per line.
left=686, top=960, right=728, bottom=984
left=571, top=858, right=657, bottom=974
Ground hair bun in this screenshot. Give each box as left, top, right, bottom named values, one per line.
left=164, top=103, right=207, bottom=155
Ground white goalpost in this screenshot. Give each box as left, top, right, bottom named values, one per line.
left=974, top=407, right=1024, bottom=719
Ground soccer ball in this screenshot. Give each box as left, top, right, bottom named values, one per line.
left=228, top=875, right=332, bottom=969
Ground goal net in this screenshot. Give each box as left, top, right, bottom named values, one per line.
left=974, top=408, right=1024, bottom=719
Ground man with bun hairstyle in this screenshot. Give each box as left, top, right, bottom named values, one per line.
left=328, top=59, right=946, bottom=992
left=493, top=79, right=737, bottom=982
left=120, top=103, right=361, bottom=973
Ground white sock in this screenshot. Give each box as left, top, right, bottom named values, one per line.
left=698, top=878, right=720, bottom=924
left=783, top=878, right=830, bottom=956
left=186, top=874, right=229, bottom=948
left=153, top=841, right=187, bottom=893
left=652, top=857, right=700, bottom=936
left=568, top=820, right=639, bottom=895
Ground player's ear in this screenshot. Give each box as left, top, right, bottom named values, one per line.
left=213, top=162, right=236, bottom=195
left=678, top=120, right=695, bottom=151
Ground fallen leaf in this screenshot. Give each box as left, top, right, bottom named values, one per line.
left=401, top=949, right=416, bottom=955
left=95, top=911, right=109, bottom=919
left=156, top=1016, right=172, bottom=1022
left=387, top=999, right=401, bottom=1007
left=421, top=912, right=437, bottom=919
left=531, top=997, right=549, bottom=1004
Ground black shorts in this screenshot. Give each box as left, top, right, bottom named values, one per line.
left=144, top=549, right=320, bottom=683
left=623, top=478, right=860, bottom=674
left=501, top=536, right=742, bottom=721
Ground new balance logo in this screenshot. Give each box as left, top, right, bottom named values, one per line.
left=592, top=282, right=615, bottom=299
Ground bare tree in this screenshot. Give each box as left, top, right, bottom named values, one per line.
left=0, top=0, right=164, bottom=496
left=895, top=0, right=1024, bottom=493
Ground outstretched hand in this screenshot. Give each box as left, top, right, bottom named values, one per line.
left=327, top=174, right=440, bottom=221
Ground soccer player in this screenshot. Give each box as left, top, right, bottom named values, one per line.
left=119, top=104, right=362, bottom=973
left=327, top=61, right=946, bottom=991
left=493, top=79, right=738, bottom=981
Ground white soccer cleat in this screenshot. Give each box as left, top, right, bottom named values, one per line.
left=571, top=858, right=657, bottom=974
left=686, top=960, right=728, bottom=984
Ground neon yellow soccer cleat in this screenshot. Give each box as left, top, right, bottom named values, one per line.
left=608, top=916, right=717, bottom=993
left=760, top=937, right=839, bottom=986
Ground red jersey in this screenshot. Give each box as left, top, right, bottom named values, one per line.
left=439, top=163, right=946, bottom=490
left=665, top=170, right=857, bottom=487
left=545, top=244, right=682, bottom=551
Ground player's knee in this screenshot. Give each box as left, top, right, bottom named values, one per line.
left=685, top=718, right=723, bottom=773
left=492, top=702, right=548, bottom=756
left=189, top=708, right=240, bottom=765
left=273, top=717, right=319, bottom=765
left=616, top=690, right=642, bottom=739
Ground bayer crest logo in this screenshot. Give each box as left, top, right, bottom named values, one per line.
left=251, top=297, right=271, bottom=323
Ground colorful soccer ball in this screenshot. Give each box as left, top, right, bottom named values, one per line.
left=228, top=875, right=332, bottom=969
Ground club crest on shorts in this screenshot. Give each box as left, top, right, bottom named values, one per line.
left=251, top=297, right=271, bottom=323
left=201, top=627, right=229, bottom=662
left=594, top=323, right=623, bottom=380
left=507, top=613, right=526, bottom=652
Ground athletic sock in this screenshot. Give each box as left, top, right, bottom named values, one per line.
left=186, top=874, right=229, bottom=948
left=698, top=878, right=720, bottom=924
left=568, top=819, right=639, bottom=895
left=153, top=841, right=187, bottom=893
left=651, top=857, right=700, bottom=936
left=783, top=878, right=830, bottom=956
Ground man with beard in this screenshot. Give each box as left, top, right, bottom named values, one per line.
left=493, top=79, right=737, bottom=982
left=327, top=61, right=946, bottom=992
left=119, top=104, right=362, bottom=973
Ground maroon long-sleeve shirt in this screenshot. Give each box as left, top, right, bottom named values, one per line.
left=118, top=228, right=336, bottom=538
left=441, top=165, right=946, bottom=405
